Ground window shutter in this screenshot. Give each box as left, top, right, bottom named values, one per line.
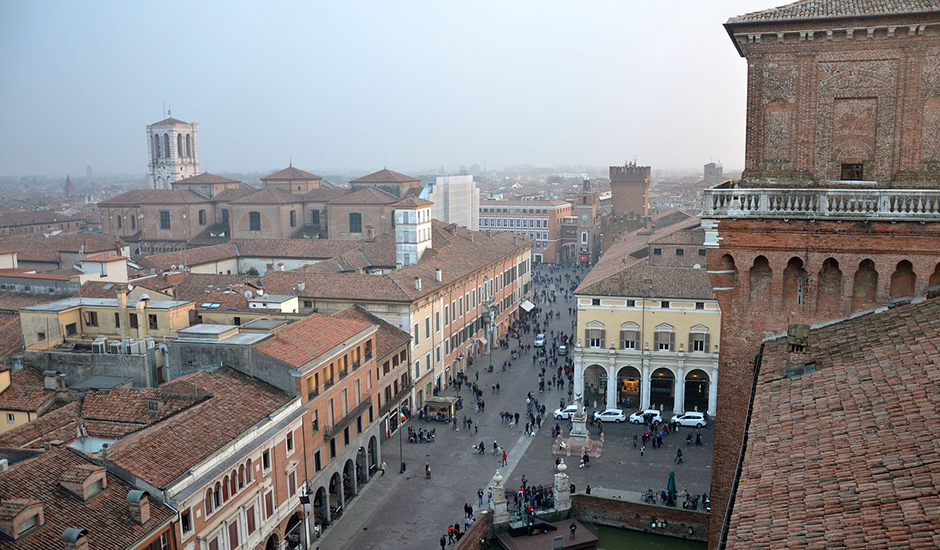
left=704, top=334, right=711, bottom=351
left=669, top=333, right=676, bottom=350
left=689, top=333, right=695, bottom=351
left=584, top=329, right=589, bottom=345
left=600, top=330, right=606, bottom=346
left=653, top=332, right=661, bottom=349
left=620, top=330, right=627, bottom=349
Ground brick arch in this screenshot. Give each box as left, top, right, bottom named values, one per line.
left=781, top=257, right=807, bottom=311
left=851, top=259, right=878, bottom=313
left=816, top=257, right=843, bottom=318
left=890, top=260, right=916, bottom=300
left=928, top=263, right=940, bottom=297
left=748, top=256, right=772, bottom=311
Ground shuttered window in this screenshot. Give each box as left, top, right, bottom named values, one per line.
left=585, top=328, right=605, bottom=348
left=653, top=331, right=675, bottom=351
left=690, top=332, right=710, bottom=353
left=620, top=330, right=639, bottom=350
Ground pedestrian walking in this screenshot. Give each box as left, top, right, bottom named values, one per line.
left=426, top=462, right=431, bottom=480
left=380, top=460, right=387, bottom=475
left=502, top=450, right=508, bottom=466
left=676, top=448, right=683, bottom=464
left=477, top=488, right=484, bottom=507
left=569, top=522, right=577, bottom=540
left=633, top=434, right=638, bottom=448
left=441, top=534, right=447, bottom=549
left=640, top=444, right=646, bottom=456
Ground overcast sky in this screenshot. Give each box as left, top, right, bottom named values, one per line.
left=0, top=0, right=765, bottom=178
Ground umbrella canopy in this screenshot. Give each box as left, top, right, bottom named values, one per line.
left=667, top=470, right=677, bottom=504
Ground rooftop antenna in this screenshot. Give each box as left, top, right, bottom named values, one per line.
left=168, top=102, right=171, bottom=117
left=162, top=100, right=166, bottom=118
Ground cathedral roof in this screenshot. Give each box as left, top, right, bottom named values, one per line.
left=728, top=0, right=940, bottom=23
left=327, top=187, right=400, bottom=205
left=350, top=168, right=420, bottom=184
left=261, top=165, right=322, bottom=181
left=174, top=172, right=240, bottom=185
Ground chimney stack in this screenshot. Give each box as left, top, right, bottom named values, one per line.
left=297, top=281, right=305, bottom=293
left=435, top=269, right=442, bottom=282
left=62, top=528, right=89, bottom=550
left=414, top=277, right=422, bottom=291
left=127, top=491, right=151, bottom=525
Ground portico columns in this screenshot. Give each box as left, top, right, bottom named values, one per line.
left=640, top=362, right=651, bottom=410
left=674, top=364, right=685, bottom=414
left=606, top=352, right=618, bottom=410
left=708, top=367, right=718, bottom=416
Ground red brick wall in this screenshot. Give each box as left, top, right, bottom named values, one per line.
left=455, top=510, right=493, bottom=550
left=609, top=164, right=650, bottom=218
left=706, top=218, right=940, bottom=547
left=572, top=494, right=708, bottom=542
left=731, top=18, right=940, bottom=186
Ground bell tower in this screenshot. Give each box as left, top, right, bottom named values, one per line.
left=147, top=113, right=199, bottom=189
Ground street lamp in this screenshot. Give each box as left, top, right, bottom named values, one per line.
left=398, top=413, right=406, bottom=474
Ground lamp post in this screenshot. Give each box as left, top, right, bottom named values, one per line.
left=398, top=413, right=406, bottom=474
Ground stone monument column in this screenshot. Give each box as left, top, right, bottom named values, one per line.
left=490, top=470, right=509, bottom=525
left=554, top=460, right=571, bottom=511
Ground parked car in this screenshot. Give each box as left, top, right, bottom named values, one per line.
left=557, top=344, right=568, bottom=356
left=629, top=409, right=663, bottom=424
left=534, top=333, right=546, bottom=347
left=553, top=405, right=578, bottom=419
left=670, top=411, right=707, bottom=428
left=592, top=408, right=626, bottom=423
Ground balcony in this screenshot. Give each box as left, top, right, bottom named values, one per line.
left=379, top=380, right=415, bottom=416
left=338, top=367, right=349, bottom=379
left=351, top=359, right=361, bottom=371
left=702, top=182, right=940, bottom=222
left=307, top=387, right=320, bottom=401
left=324, top=396, right=373, bottom=440
left=324, top=378, right=336, bottom=389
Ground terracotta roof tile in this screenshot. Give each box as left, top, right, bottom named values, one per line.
left=331, top=306, right=410, bottom=361
left=393, top=197, right=433, bottom=208
left=0, top=385, right=54, bottom=412
left=727, top=0, right=940, bottom=23
left=303, top=188, right=350, bottom=203
left=350, top=168, right=420, bottom=184
left=0, top=448, right=175, bottom=550
left=232, top=238, right=365, bottom=260
left=172, top=273, right=261, bottom=303
left=173, top=172, right=240, bottom=185
left=149, top=116, right=191, bottom=126
left=0, top=211, right=84, bottom=228
left=327, top=187, right=399, bottom=205
left=107, top=368, right=293, bottom=488
left=81, top=388, right=203, bottom=426
left=97, top=189, right=211, bottom=206
left=261, top=166, right=322, bottom=181
left=83, top=252, right=125, bottom=262
left=139, top=243, right=238, bottom=271
left=255, top=313, right=375, bottom=368
left=0, top=401, right=82, bottom=449
left=726, top=298, right=940, bottom=549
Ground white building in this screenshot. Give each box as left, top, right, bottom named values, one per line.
left=420, top=175, right=480, bottom=230
left=147, top=115, right=199, bottom=189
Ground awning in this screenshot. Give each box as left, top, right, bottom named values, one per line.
left=478, top=337, right=488, bottom=345
left=520, top=300, right=535, bottom=312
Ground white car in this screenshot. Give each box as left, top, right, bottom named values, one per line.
left=534, top=333, right=546, bottom=347
left=629, top=409, right=663, bottom=424
left=592, top=408, right=626, bottom=423
left=553, top=405, right=578, bottom=419
left=670, top=411, right=707, bottom=428
left=557, top=344, right=568, bottom=356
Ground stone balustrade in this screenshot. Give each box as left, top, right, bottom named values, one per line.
left=703, top=183, right=940, bottom=221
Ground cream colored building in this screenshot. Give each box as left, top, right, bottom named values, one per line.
left=573, top=216, right=720, bottom=416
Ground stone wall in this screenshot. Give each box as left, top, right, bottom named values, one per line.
left=572, top=494, right=708, bottom=542
left=456, top=510, right=493, bottom=550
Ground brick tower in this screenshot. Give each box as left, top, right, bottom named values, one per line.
left=608, top=161, right=650, bottom=219
left=704, top=1, right=940, bottom=547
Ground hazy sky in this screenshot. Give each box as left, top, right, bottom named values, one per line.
left=0, top=1, right=766, bottom=178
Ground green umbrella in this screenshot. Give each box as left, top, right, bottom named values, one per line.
left=667, top=470, right=677, bottom=507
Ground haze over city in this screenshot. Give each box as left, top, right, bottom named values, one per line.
left=0, top=1, right=760, bottom=177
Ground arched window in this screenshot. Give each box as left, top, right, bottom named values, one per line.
left=238, top=465, right=245, bottom=489
left=246, top=459, right=253, bottom=482
left=585, top=321, right=605, bottom=348
left=186, top=134, right=192, bottom=157
left=116, top=216, right=122, bottom=229
left=688, top=325, right=710, bottom=353
left=198, top=209, right=207, bottom=225
left=130, top=215, right=136, bottom=230
left=654, top=323, right=675, bottom=351
left=153, top=134, right=161, bottom=159
left=222, top=476, right=230, bottom=501
left=177, top=133, right=183, bottom=157
left=205, top=488, right=214, bottom=515
left=620, top=322, right=640, bottom=350
left=230, top=471, right=237, bottom=496
left=163, top=134, right=170, bottom=158
left=249, top=211, right=261, bottom=232
left=349, top=213, right=363, bottom=233
left=213, top=482, right=221, bottom=508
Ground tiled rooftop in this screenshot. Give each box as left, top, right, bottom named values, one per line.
left=0, top=448, right=176, bottom=550
left=332, top=306, right=411, bottom=361
left=261, top=165, right=322, bottom=181
left=726, top=298, right=940, bottom=549
left=350, top=168, right=420, bottom=184
left=97, top=189, right=211, bottom=206
left=727, top=0, right=940, bottom=23
left=107, top=368, right=294, bottom=488
left=327, top=187, right=400, bottom=205
left=173, top=172, right=240, bottom=185
left=254, top=313, right=375, bottom=368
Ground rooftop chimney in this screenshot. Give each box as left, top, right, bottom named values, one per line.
left=297, top=281, right=305, bottom=293
left=127, top=491, right=151, bottom=525
left=414, top=277, right=422, bottom=291
left=62, top=528, right=89, bottom=550
left=435, top=269, right=442, bottom=282
left=43, top=371, right=62, bottom=391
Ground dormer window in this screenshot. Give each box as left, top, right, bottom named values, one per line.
left=59, top=464, right=108, bottom=501
left=0, top=499, right=44, bottom=540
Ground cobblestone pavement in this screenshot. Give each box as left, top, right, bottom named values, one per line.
left=316, top=264, right=713, bottom=550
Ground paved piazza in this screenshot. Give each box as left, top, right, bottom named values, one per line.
left=318, top=265, right=713, bottom=550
